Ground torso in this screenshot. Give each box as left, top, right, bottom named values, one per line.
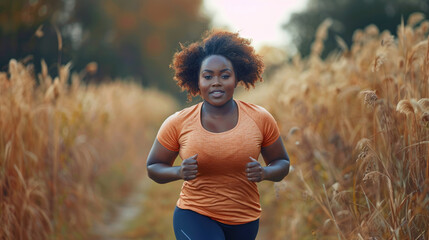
left=156, top=100, right=280, bottom=224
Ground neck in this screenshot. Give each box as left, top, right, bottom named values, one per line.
left=202, top=98, right=235, bottom=116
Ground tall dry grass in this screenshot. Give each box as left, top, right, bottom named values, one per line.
left=239, top=13, right=429, bottom=239
left=0, top=60, right=176, bottom=239
left=4, top=13, right=428, bottom=240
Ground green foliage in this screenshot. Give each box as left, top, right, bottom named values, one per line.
left=284, top=0, right=428, bottom=57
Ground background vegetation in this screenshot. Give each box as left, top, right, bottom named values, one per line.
left=1, top=0, right=428, bottom=239
left=243, top=13, right=429, bottom=239
left=0, top=0, right=209, bottom=99
left=0, top=60, right=176, bottom=239
left=285, top=0, right=429, bottom=57
left=1, top=0, right=427, bottom=100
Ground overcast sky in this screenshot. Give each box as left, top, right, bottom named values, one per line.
left=202, top=0, right=308, bottom=50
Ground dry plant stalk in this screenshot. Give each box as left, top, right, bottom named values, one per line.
left=0, top=60, right=176, bottom=239
left=238, top=12, right=429, bottom=240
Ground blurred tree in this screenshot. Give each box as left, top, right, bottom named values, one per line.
left=0, top=0, right=62, bottom=70
left=0, top=0, right=209, bottom=98
left=257, top=45, right=288, bottom=80
left=284, top=0, right=429, bottom=57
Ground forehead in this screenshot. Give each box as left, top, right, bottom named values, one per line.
left=200, top=55, right=233, bottom=71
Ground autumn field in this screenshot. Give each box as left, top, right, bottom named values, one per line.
left=0, top=61, right=176, bottom=239
left=1, top=14, right=429, bottom=240
left=244, top=14, right=429, bottom=239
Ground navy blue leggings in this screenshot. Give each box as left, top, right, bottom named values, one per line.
left=173, top=207, right=259, bottom=240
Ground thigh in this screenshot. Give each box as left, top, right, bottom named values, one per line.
left=173, top=207, right=225, bottom=240
left=218, top=219, right=259, bottom=240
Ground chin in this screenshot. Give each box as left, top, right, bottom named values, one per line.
left=209, top=97, right=231, bottom=105
left=208, top=101, right=225, bottom=107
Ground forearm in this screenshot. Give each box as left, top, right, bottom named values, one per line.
left=263, top=159, right=290, bottom=182
left=147, top=163, right=182, bottom=184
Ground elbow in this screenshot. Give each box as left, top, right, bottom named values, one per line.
left=146, top=165, right=155, bottom=180
left=146, top=164, right=160, bottom=183
left=276, top=159, right=290, bottom=182
left=265, top=159, right=290, bottom=182
left=284, top=159, right=290, bottom=177
left=150, top=177, right=168, bottom=184
left=272, top=176, right=284, bottom=182
left=146, top=164, right=170, bottom=184
left=147, top=171, right=165, bottom=184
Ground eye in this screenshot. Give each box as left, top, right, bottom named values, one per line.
left=203, top=75, right=212, bottom=80
left=221, top=75, right=230, bottom=79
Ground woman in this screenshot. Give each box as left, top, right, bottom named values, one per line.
left=146, top=30, right=290, bottom=240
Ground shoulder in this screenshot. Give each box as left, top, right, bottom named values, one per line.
left=237, top=100, right=274, bottom=120
left=157, top=103, right=201, bottom=151
left=160, top=102, right=201, bottom=132
left=238, top=99, right=278, bottom=132
left=165, top=102, right=201, bottom=124
left=238, top=100, right=280, bottom=147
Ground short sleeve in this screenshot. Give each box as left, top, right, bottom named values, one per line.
left=260, top=109, right=280, bottom=147
left=156, top=113, right=180, bottom=152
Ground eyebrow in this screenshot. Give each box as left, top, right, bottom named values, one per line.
left=201, top=68, right=232, bottom=73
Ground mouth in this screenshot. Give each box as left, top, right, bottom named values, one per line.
left=209, top=90, right=225, bottom=98
left=209, top=90, right=225, bottom=94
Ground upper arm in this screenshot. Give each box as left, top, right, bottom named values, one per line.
left=261, top=136, right=289, bottom=166
left=147, top=139, right=179, bottom=167
left=257, top=107, right=280, bottom=148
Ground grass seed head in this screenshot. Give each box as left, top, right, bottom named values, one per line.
left=410, top=99, right=423, bottom=113
left=407, top=12, right=425, bottom=27
left=381, top=34, right=395, bottom=47
left=417, top=98, right=429, bottom=111
left=418, top=20, right=429, bottom=33
left=360, top=90, right=378, bottom=109
left=371, top=51, right=386, bottom=72
left=365, top=24, right=379, bottom=37
left=396, top=99, right=414, bottom=115
left=356, top=138, right=372, bottom=152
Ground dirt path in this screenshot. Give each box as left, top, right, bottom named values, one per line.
left=93, top=177, right=271, bottom=240
left=93, top=177, right=152, bottom=240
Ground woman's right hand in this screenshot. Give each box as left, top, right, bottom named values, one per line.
left=179, top=154, right=198, bottom=181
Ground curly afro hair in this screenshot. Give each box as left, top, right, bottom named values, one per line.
left=170, top=30, right=265, bottom=100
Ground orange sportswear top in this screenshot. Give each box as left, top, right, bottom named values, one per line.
left=156, top=100, right=280, bottom=225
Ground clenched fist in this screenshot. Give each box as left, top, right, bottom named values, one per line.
left=179, top=154, right=198, bottom=181
left=246, top=157, right=265, bottom=182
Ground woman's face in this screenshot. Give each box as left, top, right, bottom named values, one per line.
left=198, top=55, right=237, bottom=107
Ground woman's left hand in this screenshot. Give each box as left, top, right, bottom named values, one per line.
left=246, top=157, right=265, bottom=182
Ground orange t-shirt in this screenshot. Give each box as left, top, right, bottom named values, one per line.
left=156, top=100, right=280, bottom=225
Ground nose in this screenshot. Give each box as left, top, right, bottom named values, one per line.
left=211, top=76, right=221, bottom=86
